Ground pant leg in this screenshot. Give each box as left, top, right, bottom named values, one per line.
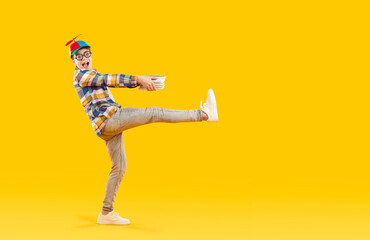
left=100, top=107, right=202, bottom=211
left=100, top=107, right=203, bottom=141
left=102, top=132, right=127, bottom=212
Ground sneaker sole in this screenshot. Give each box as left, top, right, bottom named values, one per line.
left=207, top=89, right=218, bottom=122
left=97, top=220, right=130, bottom=225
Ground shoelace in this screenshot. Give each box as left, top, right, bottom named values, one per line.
left=111, top=211, right=120, bottom=218
left=200, top=100, right=208, bottom=109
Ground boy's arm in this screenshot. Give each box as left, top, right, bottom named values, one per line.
left=76, top=69, right=138, bottom=88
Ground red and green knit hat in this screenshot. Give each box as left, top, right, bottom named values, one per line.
left=65, top=34, right=91, bottom=57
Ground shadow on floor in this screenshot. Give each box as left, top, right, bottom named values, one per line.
left=73, top=215, right=159, bottom=233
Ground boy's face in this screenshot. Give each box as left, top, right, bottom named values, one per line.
left=71, top=47, right=93, bottom=70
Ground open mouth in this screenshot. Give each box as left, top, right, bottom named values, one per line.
left=82, top=62, right=90, bottom=68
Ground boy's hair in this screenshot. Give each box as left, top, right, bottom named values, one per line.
left=70, top=46, right=91, bottom=60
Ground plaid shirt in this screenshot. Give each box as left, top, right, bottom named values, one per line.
left=73, top=66, right=138, bottom=137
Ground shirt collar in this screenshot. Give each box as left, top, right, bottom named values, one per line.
left=75, top=66, right=97, bottom=72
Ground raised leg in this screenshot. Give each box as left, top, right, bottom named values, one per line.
left=99, top=107, right=203, bottom=141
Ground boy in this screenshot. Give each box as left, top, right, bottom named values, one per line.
left=67, top=36, right=218, bottom=225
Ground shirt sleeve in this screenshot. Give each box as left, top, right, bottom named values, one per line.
left=76, top=69, right=138, bottom=88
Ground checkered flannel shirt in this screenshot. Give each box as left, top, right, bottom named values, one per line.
left=73, top=66, right=138, bottom=137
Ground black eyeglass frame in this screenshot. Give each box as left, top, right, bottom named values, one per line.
left=74, top=51, right=92, bottom=61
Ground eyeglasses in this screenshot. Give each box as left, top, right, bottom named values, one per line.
left=74, top=51, right=92, bottom=61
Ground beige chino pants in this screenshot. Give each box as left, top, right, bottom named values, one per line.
left=99, top=107, right=203, bottom=212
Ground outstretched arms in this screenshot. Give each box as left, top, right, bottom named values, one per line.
left=76, top=69, right=138, bottom=88
left=76, top=69, right=159, bottom=90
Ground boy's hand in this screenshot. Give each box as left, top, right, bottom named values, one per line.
left=137, top=76, right=158, bottom=91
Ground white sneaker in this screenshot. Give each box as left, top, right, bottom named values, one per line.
left=97, top=211, right=130, bottom=225
left=200, top=89, right=218, bottom=122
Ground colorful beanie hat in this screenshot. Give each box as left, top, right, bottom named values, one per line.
left=65, top=34, right=91, bottom=56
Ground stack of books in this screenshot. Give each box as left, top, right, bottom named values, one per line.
left=138, top=75, right=166, bottom=90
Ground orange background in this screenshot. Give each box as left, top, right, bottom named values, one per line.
left=0, top=0, right=369, bottom=239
